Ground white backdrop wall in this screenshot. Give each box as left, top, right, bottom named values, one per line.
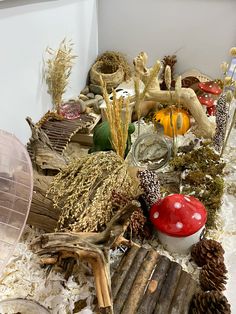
left=98, top=0, right=236, bottom=78
left=0, top=0, right=98, bottom=143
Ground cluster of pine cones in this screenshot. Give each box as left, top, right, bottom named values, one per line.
left=189, top=239, right=231, bottom=314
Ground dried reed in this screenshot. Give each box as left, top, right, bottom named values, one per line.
left=44, top=38, right=77, bottom=111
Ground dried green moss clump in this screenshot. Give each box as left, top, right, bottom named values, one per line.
left=95, top=51, right=132, bottom=81
left=48, top=151, right=140, bottom=232
left=170, top=145, right=225, bottom=230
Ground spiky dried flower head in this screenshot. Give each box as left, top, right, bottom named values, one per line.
left=48, top=151, right=140, bottom=232
left=137, top=169, right=161, bottom=207
left=230, top=47, right=236, bottom=57
left=164, top=65, right=172, bottom=90
left=220, top=62, right=229, bottom=75
left=213, top=93, right=228, bottom=152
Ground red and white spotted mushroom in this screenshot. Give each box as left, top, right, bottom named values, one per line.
left=198, top=81, right=222, bottom=95
left=197, top=81, right=222, bottom=116
left=198, top=93, right=216, bottom=116
left=149, top=194, right=207, bottom=253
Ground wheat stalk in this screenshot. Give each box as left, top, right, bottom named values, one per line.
left=101, top=77, right=130, bottom=159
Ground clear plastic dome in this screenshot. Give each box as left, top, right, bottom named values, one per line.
left=0, top=130, right=33, bottom=277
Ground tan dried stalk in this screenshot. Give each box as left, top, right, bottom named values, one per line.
left=165, top=65, right=177, bottom=155
left=44, top=38, right=77, bottom=111
left=134, top=77, right=141, bottom=136
left=101, top=78, right=130, bottom=159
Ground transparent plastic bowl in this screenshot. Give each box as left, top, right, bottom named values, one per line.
left=132, top=133, right=171, bottom=170
left=0, top=130, right=33, bottom=277
left=0, top=298, right=50, bottom=314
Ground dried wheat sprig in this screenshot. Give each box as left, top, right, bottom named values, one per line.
left=101, top=77, right=130, bottom=158
left=44, top=38, right=77, bottom=111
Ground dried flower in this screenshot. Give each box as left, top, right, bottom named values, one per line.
left=229, top=47, right=236, bottom=57
left=175, top=75, right=182, bottom=99
left=44, top=38, right=77, bottom=111
left=138, top=169, right=161, bottom=207
left=101, top=78, right=130, bottom=159
left=224, top=76, right=232, bottom=86
left=164, top=65, right=172, bottom=90
left=220, top=62, right=229, bottom=74
left=213, top=93, right=228, bottom=152
left=226, top=90, right=233, bottom=103
left=48, top=151, right=140, bottom=232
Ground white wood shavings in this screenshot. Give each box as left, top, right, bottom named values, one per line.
left=0, top=226, right=96, bottom=314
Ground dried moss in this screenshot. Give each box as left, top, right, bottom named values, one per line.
left=95, top=51, right=132, bottom=81
left=170, top=145, right=225, bottom=230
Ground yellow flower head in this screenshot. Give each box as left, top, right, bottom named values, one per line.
left=230, top=47, right=236, bottom=57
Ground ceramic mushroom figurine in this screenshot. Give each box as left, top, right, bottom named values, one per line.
left=150, top=194, right=207, bottom=254
left=198, top=93, right=215, bottom=116
left=198, top=81, right=222, bottom=116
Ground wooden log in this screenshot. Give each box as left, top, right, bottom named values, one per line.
left=169, top=270, right=191, bottom=314
left=181, top=277, right=199, bottom=314
left=111, top=245, right=140, bottom=299
left=121, top=250, right=159, bottom=314
left=154, top=262, right=182, bottom=314
left=113, top=248, right=148, bottom=313
left=137, top=255, right=171, bottom=314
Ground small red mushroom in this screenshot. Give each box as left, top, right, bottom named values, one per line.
left=207, top=105, right=216, bottom=116
left=198, top=81, right=222, bottom=95
left=198, top=93, right=215, bottom=108
left=150, top=194, right=207, bottom=237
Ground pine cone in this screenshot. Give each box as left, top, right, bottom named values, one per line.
left=189, top=291, right=231, bottom=314
left=191, top=239, right=224, bottom=267
left=200, top=260, right=227, bottom=292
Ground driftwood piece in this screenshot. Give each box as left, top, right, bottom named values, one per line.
left=133, top=52, right=216, bottom=139
left=113, top=248, right=199, bottom=314
left=31, top=201, right=140, bottom=313
left=27, top=171, right=59, bottom=232
left=26, top=117, right=67, bottom=171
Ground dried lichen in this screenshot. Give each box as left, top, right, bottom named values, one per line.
left=95, top=51, right=132, bottom=81
left=170, top=145, right=225, bottom=230
left=48, top=151, right=140, bottom=232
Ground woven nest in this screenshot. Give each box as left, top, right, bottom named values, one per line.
left=90, top=61, right=124, bottom=91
